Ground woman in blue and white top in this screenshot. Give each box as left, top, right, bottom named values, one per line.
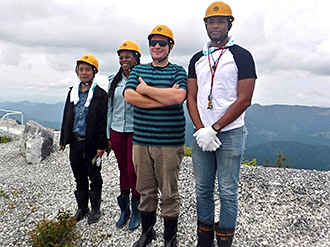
left=107, top=40, right=141, bottom=231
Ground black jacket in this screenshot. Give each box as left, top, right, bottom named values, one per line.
left=60, top=85, right=108, bottom=151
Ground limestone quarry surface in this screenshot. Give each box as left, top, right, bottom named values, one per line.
left=0, top=129, right=329, bottom=246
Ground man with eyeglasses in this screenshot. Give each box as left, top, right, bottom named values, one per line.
left=124, top=24, right=187, bottom=247
left=187, top=1, right=257, bottom=246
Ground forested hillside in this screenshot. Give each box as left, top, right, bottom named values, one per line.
left=185, top=104, right=330, bottom=171
left=1, top=101, right=330, bottom=171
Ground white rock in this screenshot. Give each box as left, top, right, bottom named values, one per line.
left=20, top=120, right=54, bottom=164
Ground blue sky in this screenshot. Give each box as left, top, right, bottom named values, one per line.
left=0, top=0, right=329, bottom=107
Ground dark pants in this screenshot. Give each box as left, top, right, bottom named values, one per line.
left=69, top=138, right=103, bottom=192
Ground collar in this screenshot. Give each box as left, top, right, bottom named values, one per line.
left=203, top=35, right=235, bottom=56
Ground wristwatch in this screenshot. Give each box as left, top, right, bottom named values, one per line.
left=212, top=123, right=221, bottom=132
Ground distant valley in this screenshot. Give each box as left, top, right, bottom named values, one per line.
left=243, top=104, right=330, bottom=171
left=0, top=100, right=64, bottom=130
left=1, top=101, right=330, bottom=171
left=184, top=104, right=330, bottom=171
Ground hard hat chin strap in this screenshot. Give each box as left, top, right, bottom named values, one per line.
left=81, top=78, right=94, bottom=86
left=82, top=81, right=91, bottom=86
left=152, top=53, right=169, bottom=63
left=152, top=44, right=171, bottom=63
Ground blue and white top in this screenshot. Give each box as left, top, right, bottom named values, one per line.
left=106, top=73, right=134, bottom=139
left=73, top=87, right=89, bottom=136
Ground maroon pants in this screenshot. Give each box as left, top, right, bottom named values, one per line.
left=110, top=129, right=139, bottom=197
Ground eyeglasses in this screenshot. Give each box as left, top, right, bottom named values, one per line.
left=149, top=40, right=169, bottom=47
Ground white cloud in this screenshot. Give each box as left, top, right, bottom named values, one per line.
left=0, top=0, right=329, bottom=106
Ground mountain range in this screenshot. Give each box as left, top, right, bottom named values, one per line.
left=185, top=104, right=330, bottom=171
left=0, top=100, right=64, bottom=130
left=1, top=101, right=330, bottom=171
left=243, top=104, right=330, bottom=171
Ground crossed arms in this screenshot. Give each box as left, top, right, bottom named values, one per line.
left=124, top=77, right=187, bottom=108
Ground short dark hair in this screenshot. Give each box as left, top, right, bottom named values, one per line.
left=204, top=16, right=233, bottom=31
left=75, top=61, right=97, bottom=74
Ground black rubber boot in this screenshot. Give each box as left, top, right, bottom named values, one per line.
left=132, top=211, right=156, bottom=247
left=116, top=195, right=131, bottom=228
left=73, top=191, right=90, bottom=222
left=164, top=217, right=178, bottom=247
left=128, top=199, right=141, bottom=230
left=197, top=220, right=215, bottom=247
left=215, top=223, right=235, bottom=247
left=87, top=191, right=101, bottom=224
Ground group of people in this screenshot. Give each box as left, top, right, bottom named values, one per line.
left=59, top=2, right=257, bottom=247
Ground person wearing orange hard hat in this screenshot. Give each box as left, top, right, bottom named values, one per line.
left=60, top=54, right=108, bottom=225
left=187, top=2, right=257, bottom=246
left=124, top=25, right=187, bottom=247
left=147, top=24, right=175, bottom=63
left=106, top=40, right=141, bottom=231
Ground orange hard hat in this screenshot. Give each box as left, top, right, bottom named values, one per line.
left=204, top=1, right=234, bottom=22
left=77, top=54, right=99, bottom=74
left=117, top=40, right=141, bottom=57
left=147, top=25, right=175, bottom=45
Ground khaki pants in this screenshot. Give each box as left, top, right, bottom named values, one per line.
left=132, top=144, right=184, bottom=218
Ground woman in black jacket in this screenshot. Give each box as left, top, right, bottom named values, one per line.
left=60, top=54, right=108, bottom=224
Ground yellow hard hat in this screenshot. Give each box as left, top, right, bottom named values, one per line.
left=147, top=25, right=175, bottom=45
left=77, top=54, right=99, bottom=74
left=117, top=40, right=141, bottom=58
left=204, top=1, right=234, bottom=22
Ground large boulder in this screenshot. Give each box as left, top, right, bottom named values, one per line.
left=20, top=120, right=54, bottom=164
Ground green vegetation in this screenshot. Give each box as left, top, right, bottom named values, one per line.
left=0, top=189, right=9, bottom=199
left=242, top=158, right=257, bottom=167
left=242, top=104, right=330, bottom=171
left=187, top=148, right=289, bottom=169
left=0, top=136, right=12, bottom=143
left=243, top=152, right=290, bottom=168
left=29, top=210, right=80, bottom=247
left=185, top=146, right=192, bottom=157
left=263, top=152, right=290, bottom=168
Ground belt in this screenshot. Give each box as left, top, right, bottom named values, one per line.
left=73, top=133, right=86, bottom=142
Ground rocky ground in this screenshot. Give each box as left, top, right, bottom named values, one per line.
left=0, top=129, right=330, bottom=247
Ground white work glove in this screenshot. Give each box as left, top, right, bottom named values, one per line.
left=193, top=126, right=222, bottom=152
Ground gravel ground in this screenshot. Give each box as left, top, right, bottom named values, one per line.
left=1, top=130, right=330, bottom=247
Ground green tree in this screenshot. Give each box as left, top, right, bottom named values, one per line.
left=275, top=152, right=290, bottom=168
left=242, top=158, right=257, bottom=166
left=263, top=152, right=290, bottom=168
